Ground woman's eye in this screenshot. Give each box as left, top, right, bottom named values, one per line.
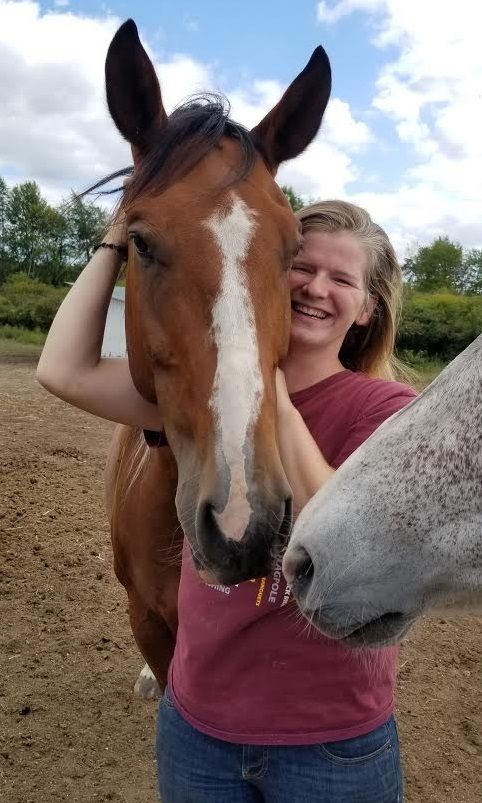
left=129, top=233, right=153, bottom=259
left=293, top=242, right=302, bottom=258
left=283, top=241, right=302, bottom=270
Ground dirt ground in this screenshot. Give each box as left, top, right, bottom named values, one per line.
left=1, top=352, right=481, bottom=803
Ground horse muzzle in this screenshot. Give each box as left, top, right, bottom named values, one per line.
left=191, top=495, right=293, bottom=585
left=283, top=545, right=417, bottom=646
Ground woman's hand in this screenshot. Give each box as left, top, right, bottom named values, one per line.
left=275, top=368, right=296, bottom=418
left=104, top=185, right=129, bottom=248
left=103, top=214, right=128, bottom=248
left=275, top=367, right=334, bottom=513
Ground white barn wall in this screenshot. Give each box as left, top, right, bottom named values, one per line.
left=101, top=287, right=126, bottom=358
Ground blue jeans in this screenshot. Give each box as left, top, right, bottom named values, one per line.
left=156, top=688, right=403, bottom=802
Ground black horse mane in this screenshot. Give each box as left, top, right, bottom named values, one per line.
left=83, top=94, right=256, bottom=204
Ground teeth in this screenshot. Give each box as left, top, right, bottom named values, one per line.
left=293, top=303, right=327, bottom=320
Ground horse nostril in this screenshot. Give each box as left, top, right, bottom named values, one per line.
left=284, top=546, right=314, bottom=600
left=296, top=550, right=314, bottom=598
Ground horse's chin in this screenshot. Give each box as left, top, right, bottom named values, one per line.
left=309, top=610, right=416, bottom=647
left=342, top=612, right=416, bottom=647
left=191, top=544, right=269, bottom=586
left=193, top=552, right=263, bottom=587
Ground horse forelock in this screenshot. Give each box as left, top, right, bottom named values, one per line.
left=84, top=96, right=256, bottom=204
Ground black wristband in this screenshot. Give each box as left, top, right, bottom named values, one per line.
left=93, top=242, right=128, bottom=260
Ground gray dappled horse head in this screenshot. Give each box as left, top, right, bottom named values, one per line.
left=283, top=334, right=482, bottom=647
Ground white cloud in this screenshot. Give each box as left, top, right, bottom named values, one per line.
left=275, top=99, right=371, bottom=199
left=218, top=73, right=366, bottom=199
left=317, top=0, right=385, bottom=25
left=0, top=0, right=369, bottom=211
left=229, top=80, right=284, bottom=128
left=322, top=98, right=372, bottom=151
left=317, top=0, right=482, bottom=252
left=0, top=1, right=123, bottom=197
left=0, top=2, right=217, bottom=201
left=157, top=55, right=214, bottom=110
left=278, top=139, right=359, bottom=200
left=2, top=0, right=480, bottom=257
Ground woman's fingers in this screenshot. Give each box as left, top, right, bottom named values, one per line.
left=275, top=368, right=293, bottom=415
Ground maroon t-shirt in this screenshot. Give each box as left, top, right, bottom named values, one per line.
left=169, top=370, right=416, bottom=744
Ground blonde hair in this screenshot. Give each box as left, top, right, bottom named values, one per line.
left=297, top=199, right=404, bottom=380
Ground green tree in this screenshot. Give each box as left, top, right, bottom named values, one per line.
left=0, top=177, right=110, bottom=286
left=281, top=185, right=305, bottom=213
left=0, top=177, right=9, bottom=282
left=403, top=237, right=464, bottom=292
left=40, top=206, right=70, bottom=285
left=63, top=195, right=109, bottom=269
left=462, top=248, right=482, bottom=295
left=0, top=176, right=7, bottom=243
left=397, top=290, right=482, bottom=360
left=4, top=181, right=51, bottom=279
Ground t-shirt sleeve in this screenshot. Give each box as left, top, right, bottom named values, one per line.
left=331, top=387, right=417, bottom=469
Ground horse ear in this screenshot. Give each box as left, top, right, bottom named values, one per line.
left=105, top=19, right=168, bottom=163
left=251, top=47, right=332, bottom=173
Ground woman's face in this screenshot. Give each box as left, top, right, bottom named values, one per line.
left=289, top=229, right=374, bottom=356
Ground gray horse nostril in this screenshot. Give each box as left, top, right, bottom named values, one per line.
left=296, top=551, right=314, bottom=595
left=284, top=546, right=314, bottom=600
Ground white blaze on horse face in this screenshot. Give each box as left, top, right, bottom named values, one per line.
left=205, top=193, right=263, bottom=541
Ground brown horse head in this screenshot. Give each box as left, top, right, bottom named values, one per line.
left=105, top=19, right=331, bottom=585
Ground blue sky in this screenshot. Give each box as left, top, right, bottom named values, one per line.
left=45, top=1, right=385, bottom=118
left=2, top=0, right=481, bottom=254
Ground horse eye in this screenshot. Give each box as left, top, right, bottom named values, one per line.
left=129, top=233, right=153, bottom=260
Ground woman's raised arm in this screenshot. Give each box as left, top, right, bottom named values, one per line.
left=275, top=369, right=334, bottom=514
left=36, top=221, right=162, bottom=431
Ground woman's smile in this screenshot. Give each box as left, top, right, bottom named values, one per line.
left=291, top=301, right=330, bottom=321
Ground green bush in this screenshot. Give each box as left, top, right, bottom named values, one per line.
left=0, top=324, right=46, bottom=344
left=0, top=272, right=67, bottom=331
left=396, top=348, right=446, bottom=391
left=397, top=290, right=482, bottom=360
